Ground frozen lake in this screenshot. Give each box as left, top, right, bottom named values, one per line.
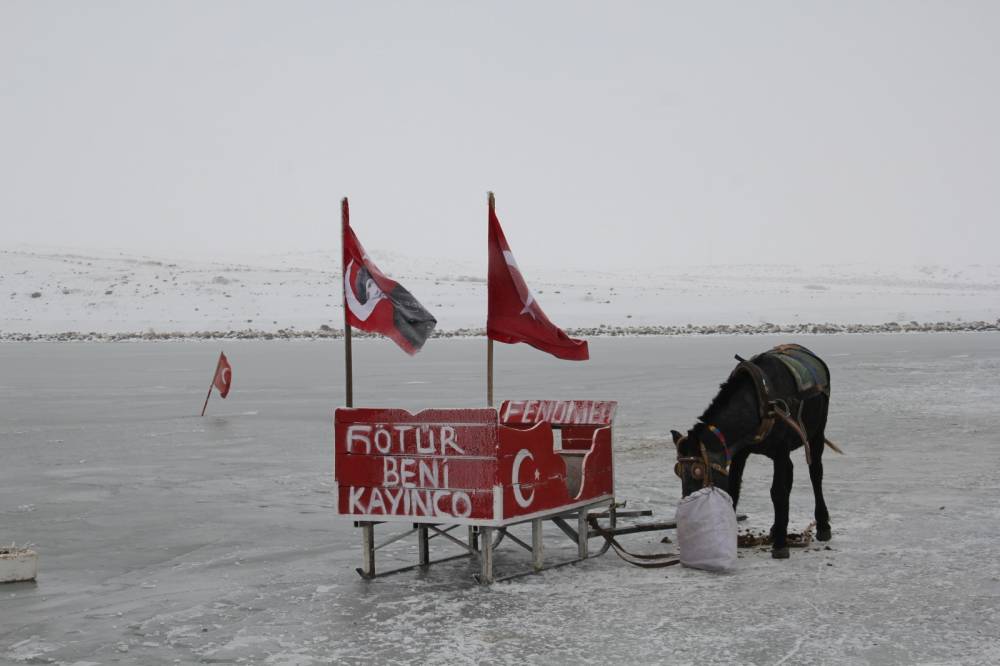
left=2, top=334, right=999, bottom=664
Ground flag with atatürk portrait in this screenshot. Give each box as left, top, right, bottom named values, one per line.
left=342, top=201, right=437, bottom=355
left=486, top=194, right=589, bottom=361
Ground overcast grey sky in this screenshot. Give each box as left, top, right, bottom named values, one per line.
left=2, top=1, right=998, bottom=269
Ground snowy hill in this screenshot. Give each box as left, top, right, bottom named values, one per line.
left=2, top=247, right=998, bottom=338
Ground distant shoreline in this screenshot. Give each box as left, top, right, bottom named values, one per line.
left=2, top=320, right=997, bottom=342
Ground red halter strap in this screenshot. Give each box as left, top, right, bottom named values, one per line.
left=706, top=423, right=730, bottom=462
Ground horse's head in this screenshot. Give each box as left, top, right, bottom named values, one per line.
left=671, top=425, right=730, bottom=497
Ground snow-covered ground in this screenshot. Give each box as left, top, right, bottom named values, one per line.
left=2, top=247, right=998, bottom=336
left=2, top=335, right=999, bottom=664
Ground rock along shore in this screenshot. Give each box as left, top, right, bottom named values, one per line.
left=2, top=320, right=998, bottom=342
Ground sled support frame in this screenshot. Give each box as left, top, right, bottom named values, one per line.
left=353, top=500, right=618, bottom=585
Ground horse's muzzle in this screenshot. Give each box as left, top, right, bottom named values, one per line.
left=674, top=457, right=706, bottom=481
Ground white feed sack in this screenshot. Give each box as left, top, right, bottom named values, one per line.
left=676, top=487, right=738, bottom=572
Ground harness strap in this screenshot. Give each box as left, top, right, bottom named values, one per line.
left=753, top=414, right=776, bottom=444
left=586, top=516, right=680, bottom=569
left=772, top=407, right=811, bottom=465
left=732, top=353, right=815, bottom=463
left=732, top=355, right=771, bottom=423
left=700, top=442, right=729, bottom=479
left=731, top=356, right=779, bottom=445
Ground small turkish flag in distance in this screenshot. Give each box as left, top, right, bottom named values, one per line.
left=486, top=194, right=589, bottom=361
left=213, top=352, right=232, bottom=398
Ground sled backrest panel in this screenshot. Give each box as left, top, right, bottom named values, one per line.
left=335, top=403, right=616, bottom=526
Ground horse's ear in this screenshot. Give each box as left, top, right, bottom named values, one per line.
left=670, top=430, right=683, bottom=444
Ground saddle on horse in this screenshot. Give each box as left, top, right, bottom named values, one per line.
left=728, top=344, right=832, bottom=463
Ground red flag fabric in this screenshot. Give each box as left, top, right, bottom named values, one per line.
left=487, top=196, right=589, bottom=361
left=213, top=352, right=232, bottom=398
left=342, top=201, right=437, bottom=355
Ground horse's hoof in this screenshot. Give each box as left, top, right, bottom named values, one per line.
left=816, top=526, right=832, bottom=542
left=772, top=546, right=790, bottom=559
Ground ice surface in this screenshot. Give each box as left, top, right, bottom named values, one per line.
left=2, top=334, right=1000, bottom=664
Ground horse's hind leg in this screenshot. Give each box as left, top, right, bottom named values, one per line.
left=809, top=441, right=832, bottom=541
left=770, top=454, right=793, bottom=558
left=807, top=397, right=832, bottom=541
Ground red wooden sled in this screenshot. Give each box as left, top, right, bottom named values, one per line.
left=335, top=399, right=620, bottom=583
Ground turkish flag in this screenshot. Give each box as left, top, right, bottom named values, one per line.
left=342, top=200, right=437, bottom=355
left=487, top=196, right=589, bottom=361
left=213, top=352, right=232, bottom=398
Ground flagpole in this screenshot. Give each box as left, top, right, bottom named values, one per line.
left=487, top=339, right=494, bottom=407
left=487, top=191, right=495, bottom=408
left=200, top=357, right=217, bottom=416
left=200, top=382, right=213, bottom=416
left=342, top=197, right=354, bottom=408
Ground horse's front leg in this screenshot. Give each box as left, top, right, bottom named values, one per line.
left=727, top=450, right=750, bottom=510
left=770, top=454, right=793, bottom=559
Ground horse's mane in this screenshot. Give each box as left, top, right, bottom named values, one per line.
left=697, top=369, right=752, bottom=424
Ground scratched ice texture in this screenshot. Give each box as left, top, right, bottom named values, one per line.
left=2, top=334, right=999, bottom=665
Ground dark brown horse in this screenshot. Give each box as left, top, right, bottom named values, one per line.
left=672, top=344, right=839, bottom=558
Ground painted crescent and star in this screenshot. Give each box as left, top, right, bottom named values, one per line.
left=512, top=448, right=541, bottom=508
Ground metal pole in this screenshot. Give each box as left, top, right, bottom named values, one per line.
left=345, top=327, right=353, bottom=408
left=577, top=510, right=589, bottom=559
left=342, top=197, right=354, bottom=408
left=487, top=339, right=493, bottom=407
left=532, top=519, right=544, bottom=571
left=418, top=525, right=429, bottom=566
left=480, top=527, right=495, bottom=584
left=486, top=191, right=495, bottom=408
left=361, top=522, right=375, bottom=578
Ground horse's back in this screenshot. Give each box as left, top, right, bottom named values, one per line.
left=757, top=344, right=831, bottom=445
left=756, top=344, right=830, bottom=398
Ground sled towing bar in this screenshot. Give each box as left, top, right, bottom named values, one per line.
left=596, top=512, right=748, bottom=536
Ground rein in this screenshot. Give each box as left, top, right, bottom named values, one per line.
left=586, top=515, right=680, bottom=569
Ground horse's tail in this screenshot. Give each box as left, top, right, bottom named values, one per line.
left=824, top=437, right=844, bottom=455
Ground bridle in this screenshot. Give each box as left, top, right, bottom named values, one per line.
left=673, top=426, right=731, bottom=489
